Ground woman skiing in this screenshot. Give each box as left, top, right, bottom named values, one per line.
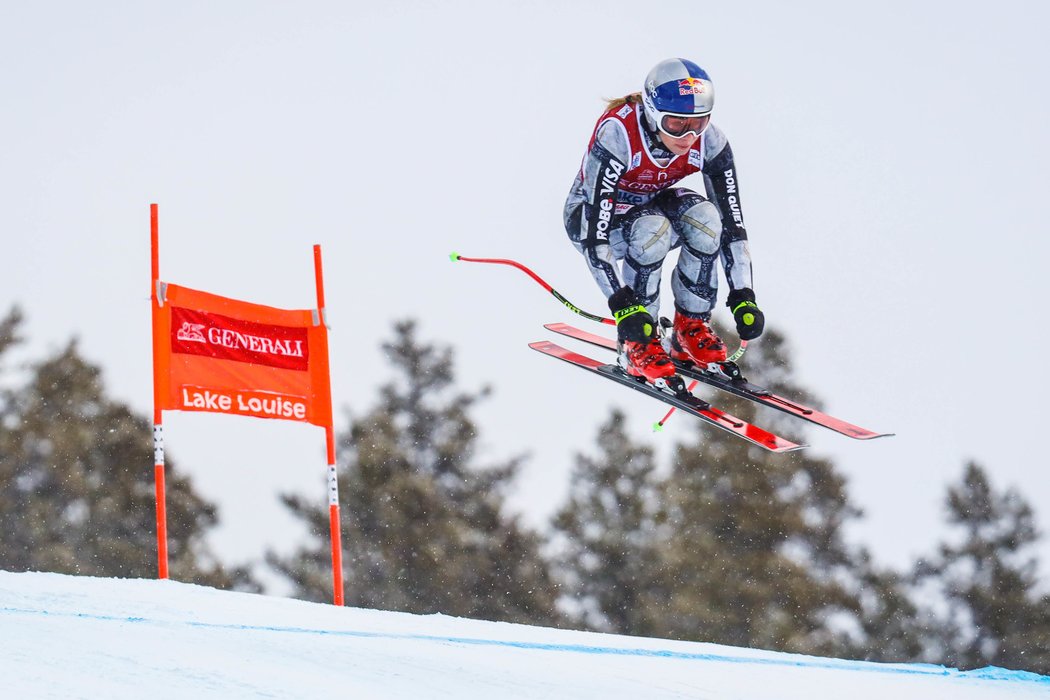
left=563, top=58, right=764, bottom=387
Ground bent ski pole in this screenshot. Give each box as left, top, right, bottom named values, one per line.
left=653, top=380, right=700, bottom=431
left=727, top=340, right=749, bottom=363
left=451, top=251, right=750, bottom=431
left=653, top=340, right=749, bottom=431
left=450, top=253, right=615, bottom=326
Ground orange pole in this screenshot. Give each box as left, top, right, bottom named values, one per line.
left=326, top=426, right=344, bottom=606
left=314, top=245, right=344, bottom=605
left=150, top=204, right=169, bottom=579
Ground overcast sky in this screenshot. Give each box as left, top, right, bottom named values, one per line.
left=2, top=1, right=1048, bottom=586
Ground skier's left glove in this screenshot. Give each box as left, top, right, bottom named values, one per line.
left=608, top=286, right=656, bottom=343
left=727, top=288, right=765, bottom=341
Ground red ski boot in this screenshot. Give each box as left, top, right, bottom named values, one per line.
left=669, top=312, right=727, bottom=367
left=621, top=336, right=677, bottom=385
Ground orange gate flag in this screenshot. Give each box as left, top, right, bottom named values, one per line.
left=149, top=205, right=343, bottom=606
left=153, top=283, right=333, bottom=428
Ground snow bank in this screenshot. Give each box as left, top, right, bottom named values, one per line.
left=0, top=571, right=1045, bottom=699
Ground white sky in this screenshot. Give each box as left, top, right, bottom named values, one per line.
left=1, top=1, right=1048, bottom=583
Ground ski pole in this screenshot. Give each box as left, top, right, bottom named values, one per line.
left=451, top=252, right=750, bottom=360
left=451, top=251, right=750, bottom=430
left=653, top=380, right=700, bottom=431
left=727, top=340, right=749, bottom=363
left=652, top=340, right=749, bottom=432
left=450, top=253, right=615, bottom=326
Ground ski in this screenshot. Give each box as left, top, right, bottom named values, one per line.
left=543, top=322, right=892, bottom=440
left=529, top=340, right=805, bottom=453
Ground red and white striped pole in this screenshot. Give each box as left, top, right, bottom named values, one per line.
left=150, top=203, right=169, bottom=579
left=314, top=245, right=344, bottom=605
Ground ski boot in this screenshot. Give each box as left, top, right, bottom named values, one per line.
left=668, top=312, right=727, bottom=370
left=619, top=336, right=685, bottom=394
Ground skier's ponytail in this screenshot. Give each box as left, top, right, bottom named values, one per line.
left=603, top=92, right=641, bottom=112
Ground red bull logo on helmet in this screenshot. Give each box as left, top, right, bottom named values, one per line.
left=678, top=77, right=706, bottom=95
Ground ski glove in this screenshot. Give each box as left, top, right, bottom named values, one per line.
left=727, top=288, right=765, bottom=341
left=608, top=286, right=656, bottom=344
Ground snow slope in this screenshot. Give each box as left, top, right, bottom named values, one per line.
left=0, top=571, right=1046, bottom=699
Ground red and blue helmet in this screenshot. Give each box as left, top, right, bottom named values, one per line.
left=641, top=58, right=715, bottom=139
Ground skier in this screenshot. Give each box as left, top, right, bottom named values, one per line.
left=563, top=58, right=765, bottom=386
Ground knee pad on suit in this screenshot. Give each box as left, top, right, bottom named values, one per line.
left=626, top=214, right=672, bottom=265
left=676, top=200, right=722, bottom=256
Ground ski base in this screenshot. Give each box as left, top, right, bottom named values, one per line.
left=529, top=340, right=805, bottom=453
left=544, top=322, right=892, bottom=441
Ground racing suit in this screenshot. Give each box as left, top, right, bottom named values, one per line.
left=563, top=98, right=753, bottom=320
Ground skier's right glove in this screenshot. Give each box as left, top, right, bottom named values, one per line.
left=609, top=286, right=656, bottom=343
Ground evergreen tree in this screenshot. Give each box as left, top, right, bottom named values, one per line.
left=0, top=306, right=25, bottom=433
left=916, top=462, right=1050, bottom=674
left=546, top=323, right=940, bottom=659
left=551, top=409, right=665, bottom=635
left=270, top=320, right=559, bottom=623
left=0, top=313, right=254, bottom=589
left=645, top=326, right=864, bottom=654
left=848, top=554, right=931, bottom=662
left=0, top=305, right=23, bottom=360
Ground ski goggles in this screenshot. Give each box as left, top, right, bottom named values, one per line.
left=656, top=112, right=711, bottom=138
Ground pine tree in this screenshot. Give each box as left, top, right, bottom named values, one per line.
left=646, top=326, right=863, bottom=654
left=269, top=320, right=560, bottom=623
left=0, top=315, right=254, bottom=589
left=849, top=554, right=930, bottom=662
left=551, top=409, right=665, bottom=635
left=916, top=462, right=1050, bottom=674
left=0, top=305, right=22, bottom=359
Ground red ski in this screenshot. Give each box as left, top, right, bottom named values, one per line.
left=529, top=340, right=805, bottom=453
left=544, top=322, right=891, bottom=440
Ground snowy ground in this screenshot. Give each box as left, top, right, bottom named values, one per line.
left=0, top=571, right=1046, bottom=699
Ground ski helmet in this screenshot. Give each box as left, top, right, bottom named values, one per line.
left=641, top=58, right=715, bottom=138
